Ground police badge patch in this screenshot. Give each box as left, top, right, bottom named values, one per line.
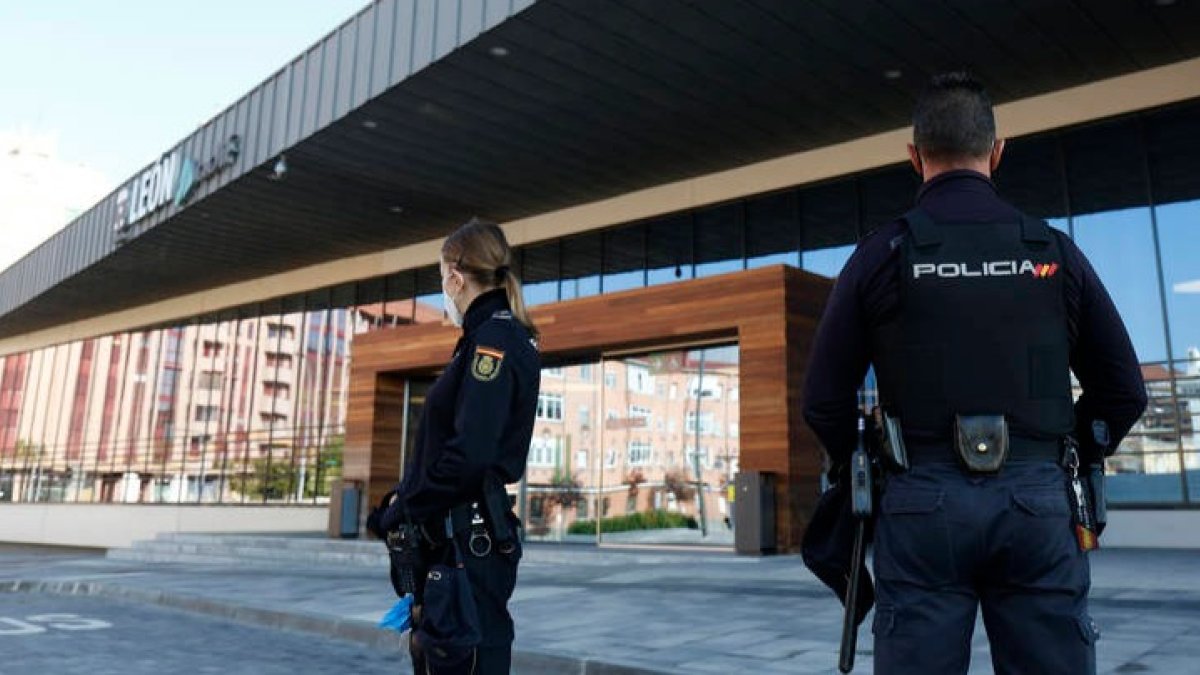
left=472, top=346, right=505, bottom=382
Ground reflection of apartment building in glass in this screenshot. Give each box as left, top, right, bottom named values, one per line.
left=2, top=2, right=1200, bottom=548
left=1121, top=349, right=1200, bottom=473
left=0, top=312, right=351, bottom=504
left=522, top=350, right=740, bottom=540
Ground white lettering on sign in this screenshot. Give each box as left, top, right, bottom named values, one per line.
left=913, top=260, right=1042, bottom=279
left=117, top=151, right=179, bottom=231
left=0, top=614, right=112, bottom=636
left=112, top=134, right=240, bottom=236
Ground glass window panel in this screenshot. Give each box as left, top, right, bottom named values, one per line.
left=859, top=167, right=917, bottom=232
left=996, top=133, right=1068, bottom=220
left=521, top=355, right=602, bottom=542
left=521, top=242, right=560, bottom=307
left=1176, top=365, right=1200, bottom=501
left=560, top=234, right=601, bottom=301
left=602, top=225, right=645, bottom=293
left=802, top=180, right=858, bottom=249
left=694, top=203, right=743, bottom=278
left=745, top=191, right=799, bottom=269
left=597, top=345, right=739, bottom=546
left=413, top=265, right=444, bottom=324
left=1145, top=100, right=1200, bottom=207
left=382, top=271, right=417, bottom=325
left=1108, top=363, right=1184, bottom=504
left=356, top=277, right=386, bottom=307
left=1073, top=208, right=1168, bottom=363
left=802, top=180, right=858, bottom=278
left=1063, top=117, right=1148, bottom=218
left=804, top=246, right=855, bottom=278
left=1155, top=201, right=1200, bottom=360
left=1104, top=362, right=1190, bottom=499
left=646, top=214, right=693, bottom=286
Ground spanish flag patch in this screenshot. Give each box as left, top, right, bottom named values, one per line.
left=471, top=346, right=505, bottom=382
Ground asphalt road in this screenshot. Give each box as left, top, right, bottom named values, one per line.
left=0, top=593, right=406, bottom=675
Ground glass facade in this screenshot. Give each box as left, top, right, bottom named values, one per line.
left=0, top=98, right=1198, bottom=506
left=521, top=346, right=739, bottom=546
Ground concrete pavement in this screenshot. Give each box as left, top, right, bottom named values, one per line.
left=3, top=541, right=1200, bottom=674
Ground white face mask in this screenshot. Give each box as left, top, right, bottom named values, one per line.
left=443, top=290, right=463, bottom=327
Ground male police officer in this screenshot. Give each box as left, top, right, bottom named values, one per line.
left=802, top=73, right=1147, bottom=674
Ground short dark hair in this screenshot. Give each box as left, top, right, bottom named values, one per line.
left=912, top=72, right=995, bottom=162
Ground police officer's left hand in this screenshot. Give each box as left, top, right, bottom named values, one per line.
left=366, top=489, right=402, bottom=538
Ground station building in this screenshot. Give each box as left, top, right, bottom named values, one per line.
left=1, top=0, right=1199, bottom=551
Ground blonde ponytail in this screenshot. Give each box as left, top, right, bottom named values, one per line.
left=501, top=272, right=539, bottom=338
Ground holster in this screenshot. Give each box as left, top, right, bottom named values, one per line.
left=446, top=474, right=518, bottom=559
left=954, top=414, right=1009, bottom=473
left=874, top=409, right=909, bottom=472
left=1087, top=463, right=1107, bottom=536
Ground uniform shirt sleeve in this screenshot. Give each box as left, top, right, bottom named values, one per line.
left=802, top=234, right=889, bottom=465
left=403, top=323, right=516, bottom=521
left=1060, top=234, right=1149, bottom=457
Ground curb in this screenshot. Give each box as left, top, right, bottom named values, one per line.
left=1, top=580, right=673, bottom=675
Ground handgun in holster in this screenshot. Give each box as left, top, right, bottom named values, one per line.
left=1085, top=420, right=1110, bottom=536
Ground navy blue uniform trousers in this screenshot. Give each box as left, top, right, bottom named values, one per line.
left=409, top=530, right=522, bottom=675
left=872, top=461, right=1099, bottom=674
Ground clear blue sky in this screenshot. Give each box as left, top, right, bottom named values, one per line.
left=0, top=0, right=369, bottom=189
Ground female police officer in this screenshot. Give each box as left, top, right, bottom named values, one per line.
left=375, top=219, right=540, bottom=674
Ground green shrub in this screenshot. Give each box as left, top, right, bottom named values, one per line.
left=567, top=510, right=698, bottom=534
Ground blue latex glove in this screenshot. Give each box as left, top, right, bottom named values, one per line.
left=379, top=595, right=413, bottom=633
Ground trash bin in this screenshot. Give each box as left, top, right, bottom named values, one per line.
left=734, top=471, right=776, bottom=555
left=328, top=480, right=362, bottom=539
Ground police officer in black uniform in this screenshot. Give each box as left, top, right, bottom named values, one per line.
left=803, top=73, right=1148, bottom=674
left=374, top=219, right=540, bottom=674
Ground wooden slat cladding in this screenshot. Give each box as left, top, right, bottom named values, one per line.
left=345, top=265, right=833, bottom=552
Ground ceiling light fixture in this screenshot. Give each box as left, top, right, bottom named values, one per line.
left=270, top=155, right=287, bottom=181
left=884, top=69, right=903, bottom=80
left=388, top=205, right=404, bottom=214
left=362, top=119, right=378, bottom=130
left=489, top=46, right=509, bottom=57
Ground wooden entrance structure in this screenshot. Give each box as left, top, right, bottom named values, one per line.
left=343, top=265, right=832, bottom=552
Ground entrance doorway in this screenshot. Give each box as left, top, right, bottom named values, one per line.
left=520, top=343, right=738, bottom=548
left=398, top=377, right=435, bottom=483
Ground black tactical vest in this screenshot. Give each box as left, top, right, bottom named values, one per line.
left=872, top=209, right=1074, bottom=442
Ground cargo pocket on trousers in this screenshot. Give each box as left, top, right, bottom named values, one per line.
left=876, top=487, right=954, bottom=584
left=1008, top=488, right=1076, bottom=583
left=1075, top=612, right=1100, bottom=645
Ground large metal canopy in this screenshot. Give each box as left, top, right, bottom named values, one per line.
left=2, top=0, right=1198, bottom=338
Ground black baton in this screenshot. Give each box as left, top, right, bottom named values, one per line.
left=840, top=414, right=874, bottom=673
